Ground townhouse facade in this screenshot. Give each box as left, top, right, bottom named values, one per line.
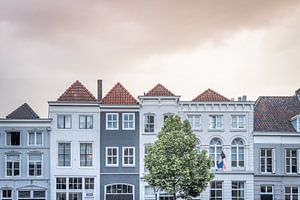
left=49, top=80, right=101, bottom=200
left=0, top=103, right=51, bottom=200
left=99, top=82, right=140, bottom=200
left=1, top=79, right=300, bottom=200
left=253, top=94, right=300, bottom=200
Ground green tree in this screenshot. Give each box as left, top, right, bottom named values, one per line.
left=144, top=115, right=214, bottom=200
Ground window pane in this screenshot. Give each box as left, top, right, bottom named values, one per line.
left=36, top=133, right=42, bottom=145
left=29, top=132, right=35, bottom=145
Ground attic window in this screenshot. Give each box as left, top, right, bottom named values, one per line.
left=6, top=132, right=20, bottom=146
left=297, top=118, right=300, bottom=132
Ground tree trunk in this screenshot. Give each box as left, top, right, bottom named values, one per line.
left=173, top=192, right=176, bottom=200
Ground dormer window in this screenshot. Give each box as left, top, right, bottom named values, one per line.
left=291, top=115, right=300, bottom=132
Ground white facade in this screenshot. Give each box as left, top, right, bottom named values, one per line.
left=49, top=102, right=100, bottom=200
left=139, top=96, right=255, bottom=200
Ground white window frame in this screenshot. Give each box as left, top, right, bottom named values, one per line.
left=144, top=113, right=155, bottom=133
left=5, top=154, right=21, bottom=177
left=1, top=188, right=12, bottom=200
left=57, top=142, right=72, bottom=168
left=105, top=183, right=134, bottom=199
left=210, top=181, right=223, bottom=200
left=231, top=115, right=246, bottom=129
left=187, top=115, right=201, bottom=130
left=231, top=181, right=245, bottom=200
left=18, top=190, right=46, bottom=199
left=5, top=131, right=21, bottom=146
left=84, top=177, right=95, bottom=190
left=260, top=148, right=275, bottom=174
left=284, top=186, right=299, bottom=200
left=122, top=147, right=135, bottom=167
left=57, top=115, right=72, bottom=129
left=209, top=115, right=223, bottom=130
left=79, top=143, right=93, bottom=167
left=285, top=149, right=298, bottom=174
left=231, top=138, right=245, bottom=168
left=79, top=115, right=93, bottom=129
left=106, top=113, right=119, bottom=130
left=122, top=113, right=135, bottom=130
left=28, top=132, right=43, bottom=146
left=28, top=154, right=43, bottom=177
left=106, top=147, right=118, bottom=167
left=260, top=185, right=274, bottom=200
left=209, top=138, right=223, bottom=168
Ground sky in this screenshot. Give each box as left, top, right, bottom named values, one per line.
left=1, top=0, right=300, bottom=117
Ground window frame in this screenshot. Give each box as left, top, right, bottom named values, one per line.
left=5, top=154, right=21, bottom=177
left=1, top=188, right=12, bottom=200
left=210, top=181, right=223, bottom=200
left=57, top=142, right=72, bottom=167
left=79, top=115, right=93, bottom=129
left=106, top=113, right=119, bottom=130
left=122, top=113, right=135, bottom=130
left=187, top=114, right=202, bottom=130
left=260, top=148, right=274, bottom=174
left=28, top=132, right=43, bottom=146
left=6, top=131, right=21, bottom=146
left=231, top=181, right=245, bottom=200
left=122, top=147, right=135, bottom=167
left=260, top=185, right=274, bottom=200
left=284, top=186, right=299, bottom=200
left=28, top=154, right=43, bottom=177
left=144, top=113, right=155, bottom=133
left=209, top=138, right=223, bottom=168
left=79, top=143, right=93, bottom=167
left=231, top=115, right=246, bottom=129
left=285, top=149, right=298, bottom=174
left=57, top=115, right=72, bottom=129
left=106, top=147, right=119, bottom=167
left=209, top=115, right=223, bottom=130
left=231, top=138, right=245, bottom=168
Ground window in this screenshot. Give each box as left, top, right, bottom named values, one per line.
left=2, top=189, right=12, bottom=200
left=106, top=147, right=118, bottom=166
left=33, top=191, right=46, bottom=199
left=18, top=191, right=30, bottom=199
left=285, top=186, right=298, bottom=200
left=231, top=115, right=245, bottom=129
left=28, top=154, right=42, bottom=176
left=28, top=132, right=42, bottom=146
left=56, top=193, right=66, bottom=200
left=144, top=144, right=152, bottom=172
left=286, top=149, right=298, bottom=174
left=106, top=113, right=118, bottom=130
left=164, top=113, right=174, bottom=122
left=6, top=132, right=20, bottom=146
left=106, top=184, right=133, bottom=194
left=144, top=114, right=155, bottom=133
left=69, top=177, right=82, bottom=190
left=18, top=190, right=45, bottom=200
left=209, top=115, right=223, bottom=129
left=79, top=115, right=93, bottom=129
left=210, top=181, right=222, bottom=200
left=58, top=143, right=71, bottom=167
left=56, top=177, right=67, bottom=189
left=231, top=138, right=245, bottom=168
left=187, top=115, right=201, bottom=130
left=232, top=181, right=245, bottom=200
left=260, top=185, right=273, bottom=200
left=80, top=143, right=93, bottom=167
left=260, top=149, right=275, bottom=173
left=123, top=113, right=135, bottom=130
left=209, top=138, right=223, bottom=168
left=69, top=192, right=82, bottom=200
left=6, top=154, right=20, bottom=176
left=123, top=147, right=135, bottom=167
left=85, top=178, right=94, bottom=190
left=57, top=115, right=71, bottom=129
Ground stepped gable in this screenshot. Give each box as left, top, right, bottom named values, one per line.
left=254, top=96, right=300, bottom=132
left=145, top=83, right=175, bottom=96
left=6, top=103, right=39, bottom=119
left=192, top=89, right=230, bottom=102
left=101, top=82, right=138, bottom=105
left=57, top=80, right=97, bottom=102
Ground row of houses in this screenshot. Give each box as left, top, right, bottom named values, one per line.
left=0, top=80, right=299, bottom=200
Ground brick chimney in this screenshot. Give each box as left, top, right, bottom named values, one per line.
left=97, top=80, right=102, bottom=101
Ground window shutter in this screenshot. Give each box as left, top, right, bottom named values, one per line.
left=272, top=149, right=276, bottom=174
left=297, top=149, right=300, bottom=174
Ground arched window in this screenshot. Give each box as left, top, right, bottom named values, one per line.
left=209, top=138, right=223, bottom=168
left=105, top=184, right=134, bottom=200
left=231, top=138, right=245, bottom=168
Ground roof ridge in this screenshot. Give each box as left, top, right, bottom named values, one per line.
left=145, top=83, right=175, bottom=96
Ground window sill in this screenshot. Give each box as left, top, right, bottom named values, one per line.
left=105, top=165, right=119, bottom=168
left=208, top=129, right=224, bottom=132
left=142, top=132, right=156, bottom=135
left=122, top=165, right=135, bottom=168
left=232, top=167, right=245, bottom=171
left=192, top=129, right=203, bottom=132
left=230, top=129, right=247, bottom=132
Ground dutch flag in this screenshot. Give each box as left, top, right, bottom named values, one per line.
left=217, top=150, right=226, bottom=171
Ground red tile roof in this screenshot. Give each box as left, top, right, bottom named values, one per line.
left=145, top=84, right=175, bottom=96
left=254, top=96, right=300, bottom=132
left=57, top=80, right=97, bottom=102
left=101, top=82, right=138, bottom=105
left=192, top=89, right=230, bottom=102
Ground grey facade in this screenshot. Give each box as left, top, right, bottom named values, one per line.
left=0, top=103, right=51, bottom=200
left=100, top=110, right=140, bottom=200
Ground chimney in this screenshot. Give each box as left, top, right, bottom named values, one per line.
left=97, top=80, right=102, bottom=100
left=242, top=95, right=247, bottom=101
left=295, top=88, right=300, bottom=96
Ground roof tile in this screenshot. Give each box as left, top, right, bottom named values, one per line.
left=101, top=82, right=138, bottom=105
left=145, top=84, right=175, bottom=96
left=192, top=89, right=230, bottom=102
left=6, top=103, right=39, bottom=119
left=254, top=96, right=300, bottom=132
left=57, top=80, right=97, bottom=102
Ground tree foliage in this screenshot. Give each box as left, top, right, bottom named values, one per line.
left=144, top=115, right=214, bottom=200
